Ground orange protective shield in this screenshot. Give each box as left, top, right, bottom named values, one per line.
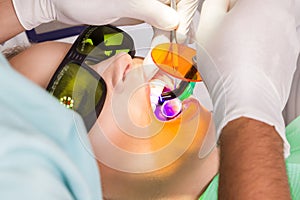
left=151, top=43, right=202, bottom=82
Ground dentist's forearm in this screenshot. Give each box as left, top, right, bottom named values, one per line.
left=0, top=0, right=24, bottom=43
left=218, top=117, right=291, bottom=200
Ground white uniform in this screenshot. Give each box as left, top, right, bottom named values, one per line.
left=283, top=0, right=300, bottom=125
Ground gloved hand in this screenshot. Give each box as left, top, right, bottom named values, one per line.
left=149, top=0, right=200, bottom=45
left=172, top=0, right=200, bottom=43
left=195, top=0, right=300, bottom=157
left=12, top=0, right=179, bottom=30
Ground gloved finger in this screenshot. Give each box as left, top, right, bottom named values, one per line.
left=229, top=0, right=238, bottom=9
left=111, top=18, right=144, bottom=26
left=196, top=0, right=230, bottom=45
left=176, top=0, right=200, bottom=43
left=122, top=0, right=179, bottom=31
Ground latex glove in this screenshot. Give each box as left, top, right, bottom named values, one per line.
left=173, top=0, right=200, bottom=43
left=195, top=0, right=300, bottom=157
left=149, top=0, right=200, bottom=44
left=12, top=0, right=179, bottom=30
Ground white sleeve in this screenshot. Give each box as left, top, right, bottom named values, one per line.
left=283, top=55, right=300, bottom=125
left=283, top=2, right=300, bottom=125
left=0, top=54, right=103, bottom=200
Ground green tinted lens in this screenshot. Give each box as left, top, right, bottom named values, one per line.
left=48, top=62, right=106, bottom=128
left=76, top=26, right=132, bottom=59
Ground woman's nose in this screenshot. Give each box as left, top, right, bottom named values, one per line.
left=93, top=53, right=133, bottom=87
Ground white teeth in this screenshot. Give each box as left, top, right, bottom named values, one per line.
left=149, top=79, right=165, bottom=111
left=150, top=79, right=166, bottom=89
left=149, top=75, right=176, bottom=112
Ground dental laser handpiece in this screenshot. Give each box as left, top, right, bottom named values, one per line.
left=170, top=0, right=177, bottom=43
left=158, top=64, right=198, bottom=104
left=158, top=0, right=198, bottom=106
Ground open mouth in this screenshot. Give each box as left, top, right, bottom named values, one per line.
left=149, top=77, right=183, bottom=121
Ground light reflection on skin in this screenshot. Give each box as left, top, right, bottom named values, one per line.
left=9, top=41, right=219, bottom=200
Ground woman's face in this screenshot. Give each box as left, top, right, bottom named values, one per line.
left=9, top=41, right=219, bottom=199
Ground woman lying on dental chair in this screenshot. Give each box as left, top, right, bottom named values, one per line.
left=1, top=0, right=300, bottom=199
left=6, top=22, right=300, bottom=200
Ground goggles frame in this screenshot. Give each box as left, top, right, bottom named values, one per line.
left=46, top=25, right=136, bottom=131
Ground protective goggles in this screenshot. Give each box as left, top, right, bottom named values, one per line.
left=46, top=25, right=135, bottom=131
